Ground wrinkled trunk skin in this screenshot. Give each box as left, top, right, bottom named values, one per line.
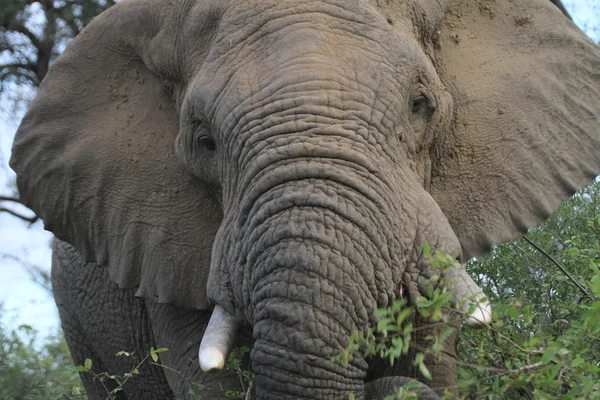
left=202, top=82, right=460, bottom=398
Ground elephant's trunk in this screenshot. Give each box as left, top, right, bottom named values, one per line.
left=245, top=191, right=380, bottom=399
left=210, top=153, right=395, bottom=398
left=251, top=287, right=367, bottom=399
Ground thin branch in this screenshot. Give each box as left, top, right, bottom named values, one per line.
left=522, top=236, right=592, bottom=299
left=456, top=360, right=545, bottom=376
left=0, top=207, right=39, bottom=223
left=0, top=196, right=22, bottom=203
left=0, top=63, right=38, bottom=85
left=0, top=196, right=39, bottom=224
left=10, top=22, right=42, bottom=49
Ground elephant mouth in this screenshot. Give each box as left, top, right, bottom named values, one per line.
left=198, top=268, right=492, bottom=373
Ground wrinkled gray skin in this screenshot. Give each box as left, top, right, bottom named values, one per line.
left=10, top=0, right=600, bottom=399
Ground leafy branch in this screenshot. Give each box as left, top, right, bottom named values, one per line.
left=76, top=347, right=169, bottom=400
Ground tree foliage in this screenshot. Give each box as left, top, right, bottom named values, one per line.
left=0, top=0, right=116, bottom=89
left=458, top=181, right=600, bottom=399
left=340, top=181, right=600, bottom=399
left=0, top=305, right=85, bottom=399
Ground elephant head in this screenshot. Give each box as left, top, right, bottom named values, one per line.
left=10, top=0, right=600, bottom=398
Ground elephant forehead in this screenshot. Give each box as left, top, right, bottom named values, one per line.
left=186, top=0, right=423, bottom=110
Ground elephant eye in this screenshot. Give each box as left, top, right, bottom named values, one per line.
left=412, top=95, right=436, bottom=118
left=196, top=135, right=216, bottom=152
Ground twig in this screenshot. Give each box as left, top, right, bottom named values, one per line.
left=522, top=236, right=592, bottom=299
left=92, top=374, right=112, bottom=399
left=455, top=360, right=544, bottom=377
left=108, top=353, right=153, bottom=398
left=0, top=207, right=38, bottom=223
left=0, top=196, right=22, bottom=203
left=0, top=196, right=39, bottom=224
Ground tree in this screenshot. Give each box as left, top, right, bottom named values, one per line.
left=0, top=0, right=117, bottom=91
left=457, top=181, right=600, bottom=399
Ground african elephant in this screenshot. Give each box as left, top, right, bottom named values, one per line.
left=10, top=0, right=600, bottom=398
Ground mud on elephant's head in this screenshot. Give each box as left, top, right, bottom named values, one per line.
left=10, top=0, right=600, bottom=398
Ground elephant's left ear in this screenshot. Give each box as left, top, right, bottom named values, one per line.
left=10, top=0, right=221, bottom=310
left=430, top=0, right=600, bottom=258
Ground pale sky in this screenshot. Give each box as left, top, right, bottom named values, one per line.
left=0, top=1, right=598, bottom=340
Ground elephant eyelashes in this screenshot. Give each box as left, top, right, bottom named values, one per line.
left=196, top=135, right=217, bottom=152
left=412, top=96, right=436, bottom=118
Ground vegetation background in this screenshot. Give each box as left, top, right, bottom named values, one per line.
left=0, top=1, right=598, bottom=399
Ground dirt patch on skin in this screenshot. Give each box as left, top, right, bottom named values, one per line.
left=514, top=15, right=532, bottom=26
left=449, top=33, right=461, bottom=44
left=477, top=0, right=495, bottom=19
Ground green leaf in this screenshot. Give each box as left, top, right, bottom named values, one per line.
left=423, top=242, right=431, bottom=260
left=541, top=347, right=557, bottom=366
left=152, top=347, right=169, bottom=353
left=418, top=361, right=431, bottom=380
left=570, top=357, right=585, bottom=368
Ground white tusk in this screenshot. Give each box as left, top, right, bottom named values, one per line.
left=445, top=265, right=492, bottom=328
left=199, top=305, right=238, bottom=372
left=464, top=296, right=492, bottom=328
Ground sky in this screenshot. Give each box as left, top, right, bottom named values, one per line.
left=0, top=1, right=598, bottom=342
left=0, top=118, right=56, bottom=338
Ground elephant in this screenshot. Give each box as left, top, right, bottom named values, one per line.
left=9, top=0, right=600, bottom=398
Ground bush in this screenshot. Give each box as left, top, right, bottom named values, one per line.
left=0, top=307, right=86, bottom=400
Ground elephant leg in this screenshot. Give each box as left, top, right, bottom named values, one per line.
left=52, top=240, right=174, bottom=399
left=57, top=304, right=125, bottom=399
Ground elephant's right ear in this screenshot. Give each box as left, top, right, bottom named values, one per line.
left=10, top=0, right=220, bottom=310
left=430, top=0, right=600, bottom=259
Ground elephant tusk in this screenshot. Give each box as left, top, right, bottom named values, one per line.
left=465, top=298, right=492, bottom=328
left=444, top=266, right=492, bottom=329
left=199, top=305, right=238, bottom=371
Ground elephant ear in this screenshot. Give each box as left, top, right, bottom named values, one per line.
left=431, top=0, right=600, bottom=258
left=10, top=1, right=220, bottom=309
